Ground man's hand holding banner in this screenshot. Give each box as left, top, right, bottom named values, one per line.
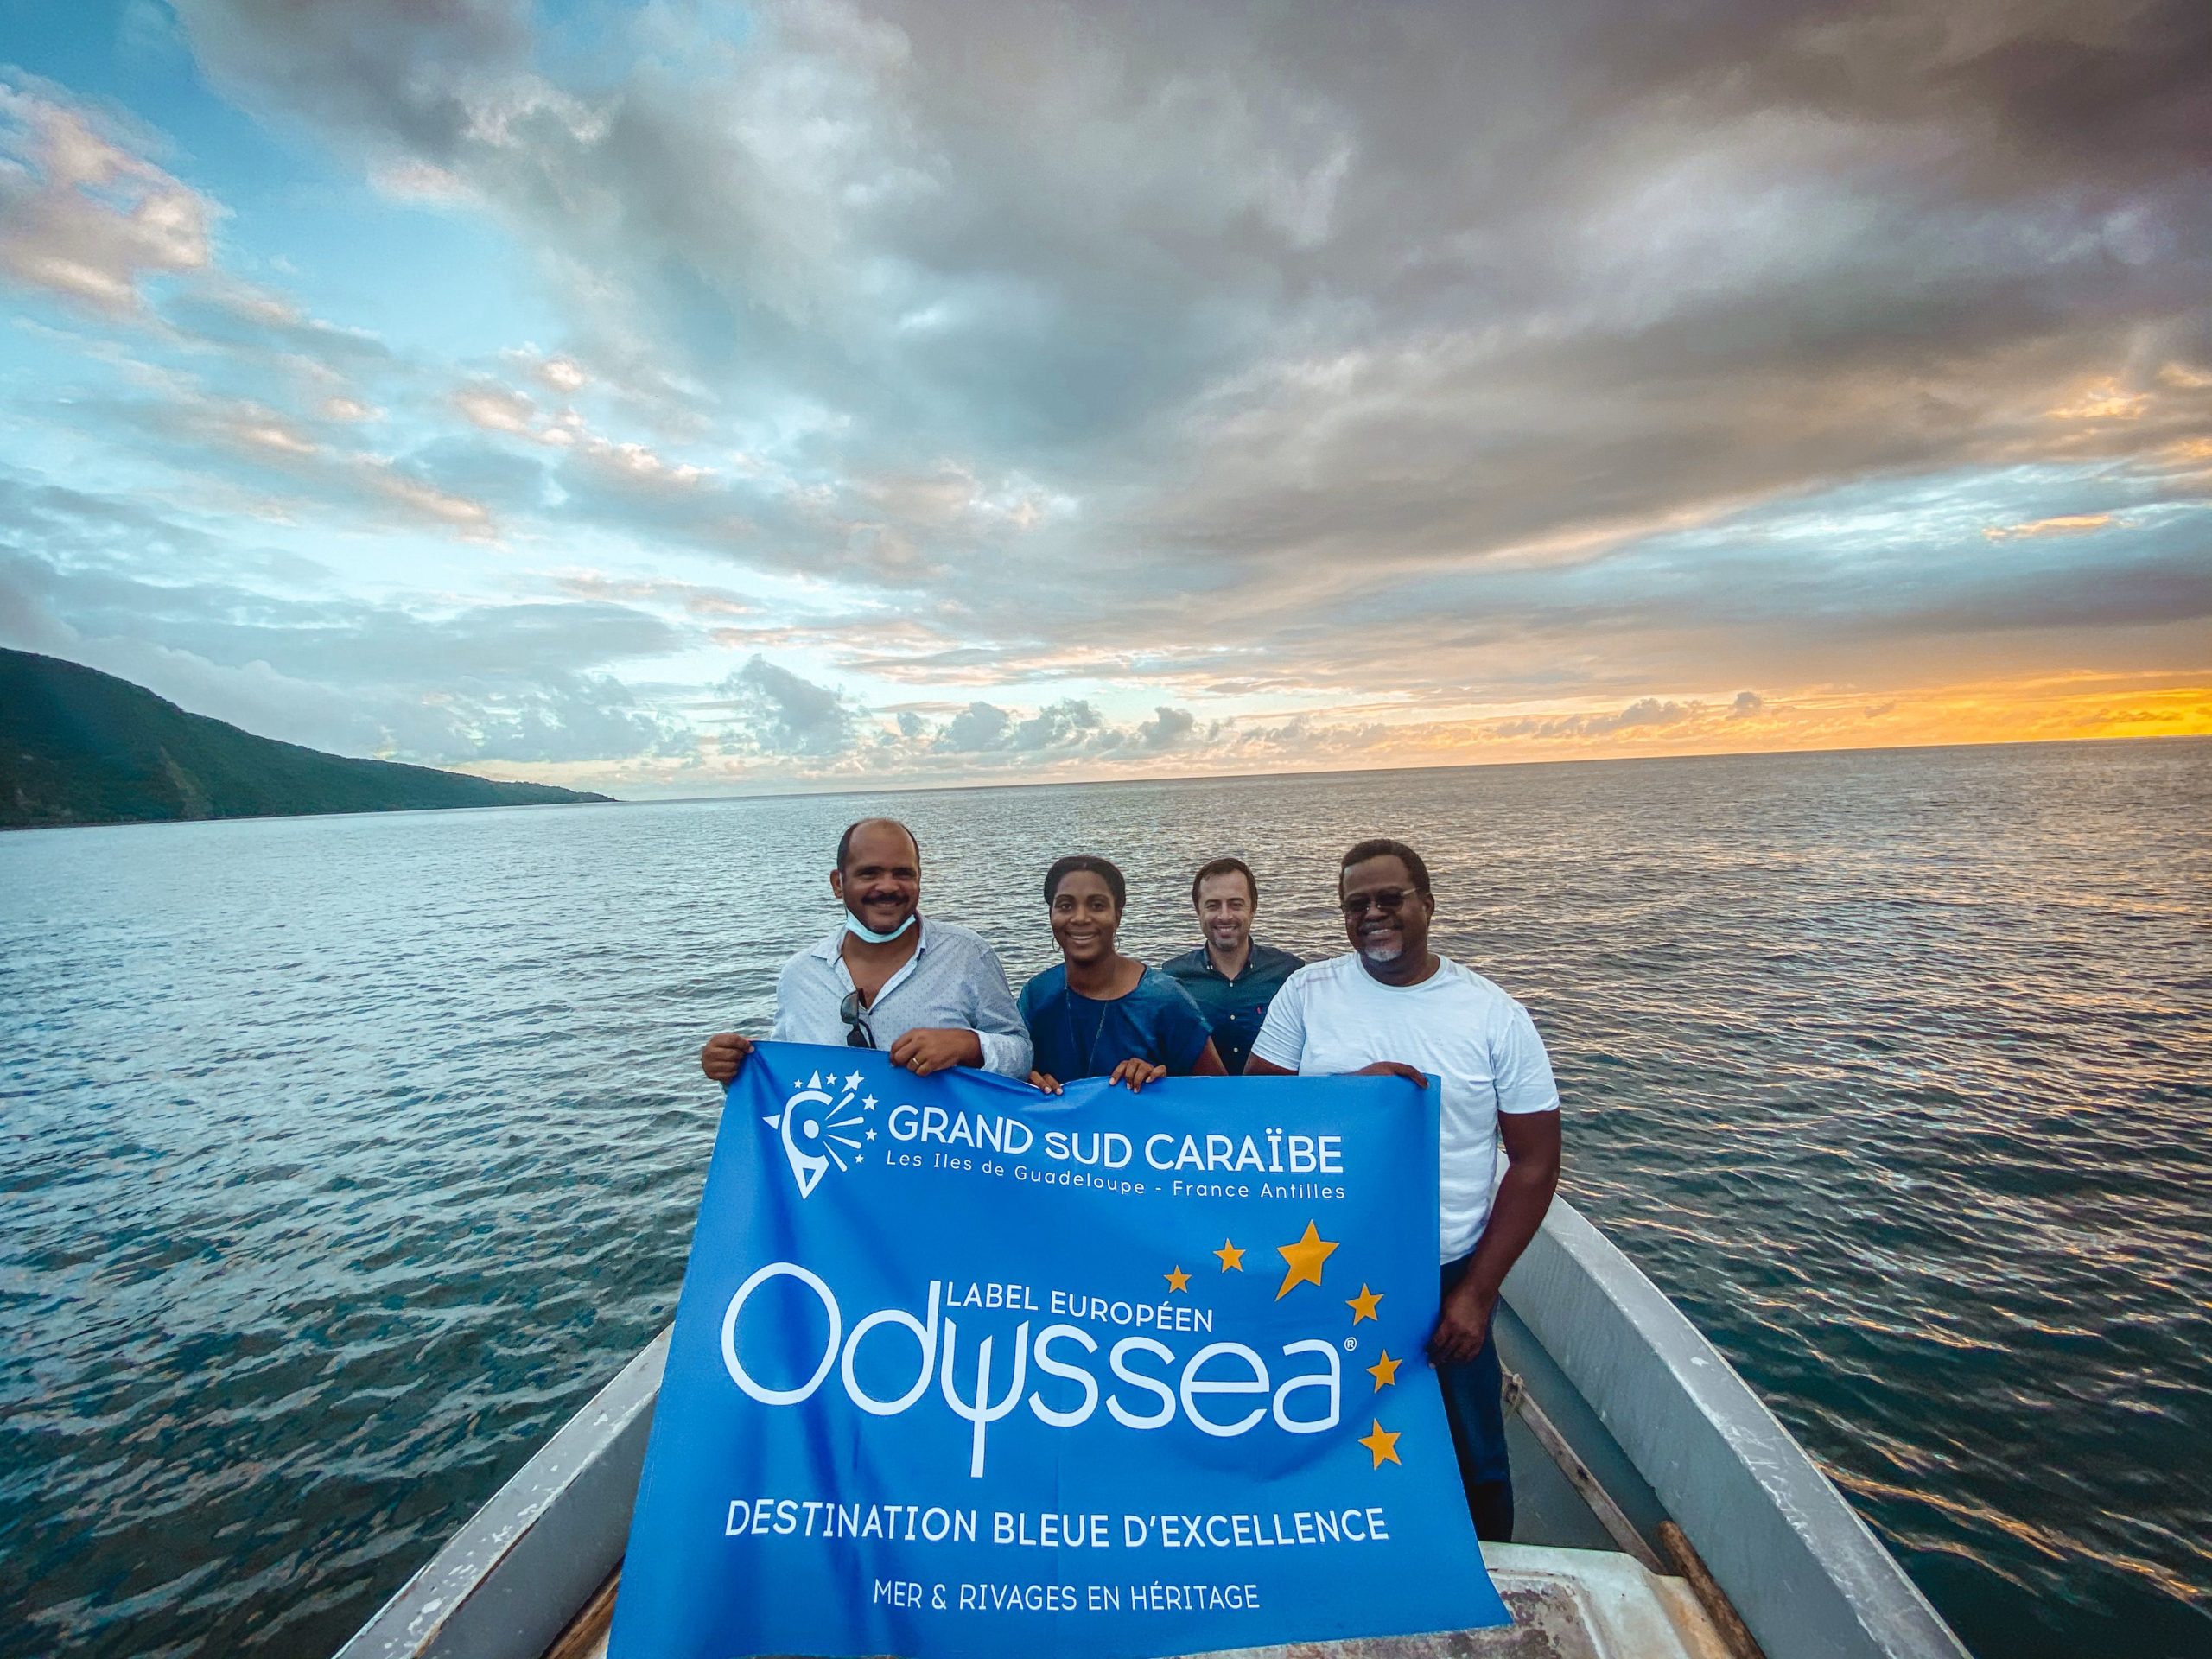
left=611, top=1043, right=1511, bottom=1658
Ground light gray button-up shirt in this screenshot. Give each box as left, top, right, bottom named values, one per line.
left=769, top=918, right=1033, bottom=1077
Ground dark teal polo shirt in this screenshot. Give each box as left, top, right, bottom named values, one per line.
left=1160, top=942, right=1303, bottom=1076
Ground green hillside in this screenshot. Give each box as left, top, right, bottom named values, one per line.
left=0, top=648, right=613, bottom=829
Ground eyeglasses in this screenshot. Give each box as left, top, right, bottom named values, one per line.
left=1340, top=887, right=1419, bottom=918
left=839, top=989, right=876, bottom=1048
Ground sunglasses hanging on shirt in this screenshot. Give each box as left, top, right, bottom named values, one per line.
left=839, top=988, right=876, bottom=1048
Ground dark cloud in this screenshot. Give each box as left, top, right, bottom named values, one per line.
left=162, top=279, right=395, bottom=371
left=395, top=433, right=549, bottom=512
left=3, top=0, right=2203, bottom=788
left=174, top=0, right=531, bottom=160
left=717, top=654, right=862, bottom=757
left=676, top=663, right=1217, bottom=773
left=0, top=467, right=228, bottom=563
left=1134, top=704, right=1198, bottom=751
left=1492, top=698, right=1694, bottom=741
left=932, top=696, right=1110, bottom=753
left=423, top=670, right=696, bottom=763
left=937, top=700, right=1011, bottom=753
left=0, top=473, right=693, bottom=764
left=162, top=1, right=2210, bottom=607
left=61, top=379, right=500, bottom=537
left=1686, top=1, right=2212, bottom=186
left=0, top=569, right=696, bottom=766
left=1012, top=698, right=1103, bottom=751
left=1096, top=458, right=2212, bottom=704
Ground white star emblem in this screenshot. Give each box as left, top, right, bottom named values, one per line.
left=866, top=1128, right=877, bottom=1141
left=861, top=1094, right=877, bottom=1110
left=843, top=1071, right=864, bottom=1091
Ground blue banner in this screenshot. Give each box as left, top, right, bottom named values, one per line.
left=609, top=1042, right=1510, bottom=1658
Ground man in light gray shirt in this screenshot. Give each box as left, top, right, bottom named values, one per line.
left=700, top=817, right=1032, bottom=1083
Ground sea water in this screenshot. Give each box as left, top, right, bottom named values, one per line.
left=3, top=738, right=2207, bottom=1658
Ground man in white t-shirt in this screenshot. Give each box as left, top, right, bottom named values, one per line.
left=1246, top=837, right=1562, bottom=1541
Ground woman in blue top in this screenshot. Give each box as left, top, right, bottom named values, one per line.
left=1020, top=855, right=1226, bottom=1093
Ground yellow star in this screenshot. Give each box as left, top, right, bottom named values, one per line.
left=1214, top=1238, right=1245, bottom=1272
left=1165, top=1265, right=1190, bottom=1293
left=1358, top=1420, right=1402, bottom=1468
left=1367, top=1351, right=1401, bottom=1390
left=1274, top=1220, right=1339, bottom=1300
left=1346, top=1284, right=1383, bottom=1324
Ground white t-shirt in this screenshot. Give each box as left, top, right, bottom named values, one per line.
left=1249, top=953, right=1560, bottom=1262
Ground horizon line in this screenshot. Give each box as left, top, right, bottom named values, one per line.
left=565, top=729, right=2209, bottom=810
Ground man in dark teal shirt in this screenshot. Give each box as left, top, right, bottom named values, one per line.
left=1160, top=856, right=1302, bottom=1075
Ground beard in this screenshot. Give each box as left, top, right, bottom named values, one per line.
left=1357, top=936, right=1404, bottom=963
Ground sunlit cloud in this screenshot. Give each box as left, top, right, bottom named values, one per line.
left=2047, top=380, right=2152, bottom=423
left=1984, top=514, right=2117, bottom=542
left=0, top=78, right=213, bottom=315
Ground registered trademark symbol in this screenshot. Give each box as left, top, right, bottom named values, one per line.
left=1343, top=1336, right=1357, bottom=1351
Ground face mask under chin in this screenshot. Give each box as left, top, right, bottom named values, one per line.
left=845, top=910, right=917, bottom=945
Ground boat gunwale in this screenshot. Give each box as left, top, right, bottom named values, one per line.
left=1501, top=1198, right=1970, bottom=1659
left=331, top=1328, right=670, bottom=1659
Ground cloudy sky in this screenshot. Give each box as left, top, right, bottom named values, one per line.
left=2, top=0, right=2205, bottom=793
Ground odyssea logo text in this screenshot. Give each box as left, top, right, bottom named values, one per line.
left=762, top=1068, right=875, bottom=1198
left=719, top=1263, right=1343, bottom=1478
